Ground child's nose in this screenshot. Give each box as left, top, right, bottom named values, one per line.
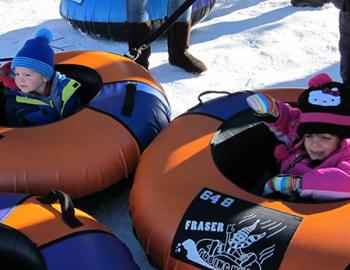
left=310, top=137, right=321, bottom=146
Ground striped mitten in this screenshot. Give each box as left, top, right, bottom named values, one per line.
left=246, top=93, right=279, bottom=118
left=263, top=174, right=302, bottom=196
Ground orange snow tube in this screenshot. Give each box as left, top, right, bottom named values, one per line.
left=129, top=89, right=350, bottom=270
left=0, top=50, right=170, bottom=199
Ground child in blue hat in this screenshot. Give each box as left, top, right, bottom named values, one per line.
left=2, top=28, right=81, bottom=127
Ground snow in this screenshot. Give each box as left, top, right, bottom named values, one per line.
left=0, top=0, right=341, bottom=269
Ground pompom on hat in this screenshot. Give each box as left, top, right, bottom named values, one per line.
left=11, top=28, right=54, bottom=80
left=307, top=72, right=332, bottom=88
left=297, top=73, right=350, bottom=138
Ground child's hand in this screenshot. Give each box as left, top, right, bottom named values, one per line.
left=263, top=174, right=302, bottom=196
left=246, top=93, right=279, bottom=118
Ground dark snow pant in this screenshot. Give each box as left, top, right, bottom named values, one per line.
left=339, top=10, right=350, bottom=85
left=332, top=0, right=350, bottom=85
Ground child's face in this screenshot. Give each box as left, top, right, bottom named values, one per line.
left=304, top=133, right=340, bottom=161
left=14, top=67, right=47, bottom=94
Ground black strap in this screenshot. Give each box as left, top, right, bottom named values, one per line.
left=37, top=190, right=83, bottom=229
left=124, top=0, right=197, bottom=60
left=121, top=83, right=137, bottom=117
left=0, top=57, right=12, bottom=63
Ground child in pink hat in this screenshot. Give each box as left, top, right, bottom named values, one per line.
left=247, top=73, right=350, bottom=201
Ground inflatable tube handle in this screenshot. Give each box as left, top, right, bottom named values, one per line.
left=197, top=90, right=232, bottom=104
left=37, top=190, right=83, bottom=229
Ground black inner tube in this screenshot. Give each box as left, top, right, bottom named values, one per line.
left=55, top=64, right=102, bottom=106
left=211, top=109, right=280, bottom=194
left=0, top=223, right=47, bottom=270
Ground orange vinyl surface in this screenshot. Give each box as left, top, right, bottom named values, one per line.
left=0, top=108, right=140, bottom=198
left=55, top=50, right=164, bottom=92
left=3, top=196, right=110, bottom=246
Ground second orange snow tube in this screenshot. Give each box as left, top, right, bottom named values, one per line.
left=129, top=89, right=350, bottom=270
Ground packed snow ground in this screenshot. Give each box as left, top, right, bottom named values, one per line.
left=0, top=0, right=341, bottom=118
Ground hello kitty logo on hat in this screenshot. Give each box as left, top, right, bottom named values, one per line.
left=308, top=86, right=341, bottom=106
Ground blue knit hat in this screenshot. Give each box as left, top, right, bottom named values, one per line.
left=11, top=28, right=54, bottom=79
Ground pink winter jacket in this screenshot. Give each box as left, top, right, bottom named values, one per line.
left=267, top=101, right=350, bottom=201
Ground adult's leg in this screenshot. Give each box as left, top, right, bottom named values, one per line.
left=339, top=9, right=350, bottom=85
left=331, top=0, right=342, bottom=9
left=291, top=0, right=330, bottom=7
left=125, top=0, right=151, bottom=69
left=167, top=0, right=207, bottom=74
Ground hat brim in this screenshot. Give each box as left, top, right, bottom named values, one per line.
left=298, top=122, right=350, bottom=138
left=11, top=57, right=54, bottom=79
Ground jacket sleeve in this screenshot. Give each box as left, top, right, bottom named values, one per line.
left=4, top=91, right=26, bottom=126
left=4, top=95, right=17, bottom=126
left=300, top=153, right=350, bottom=200
left=266, top=101, right=301, bottom=148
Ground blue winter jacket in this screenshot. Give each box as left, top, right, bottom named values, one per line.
left=4, top=71, right=81, bottom=127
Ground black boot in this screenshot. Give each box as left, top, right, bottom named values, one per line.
left=126, top=22, right=151, bottom=70
left=167, top=22, right=207, bottom=74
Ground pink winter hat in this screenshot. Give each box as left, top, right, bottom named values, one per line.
left=298, top=74, right=350, bottom=137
